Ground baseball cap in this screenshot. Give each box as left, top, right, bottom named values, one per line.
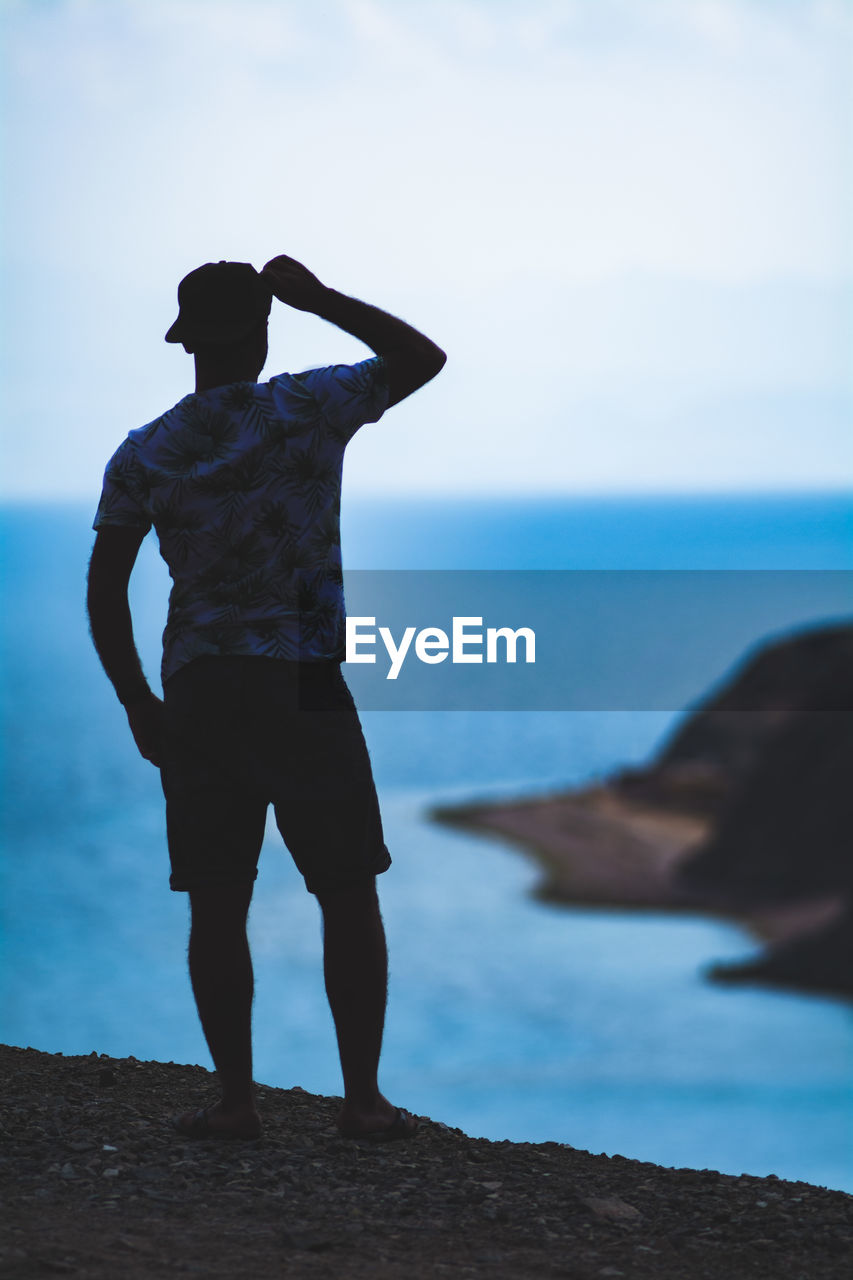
left=165, top=261, right=273, bottom=346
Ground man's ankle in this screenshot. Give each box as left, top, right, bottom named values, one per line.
left=219, top=1093, right=257, bottom=1116
left=341, top=1087, right=384, bottom=1114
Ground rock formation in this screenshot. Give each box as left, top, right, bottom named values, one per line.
left=436, top=623, right=853, bottom=999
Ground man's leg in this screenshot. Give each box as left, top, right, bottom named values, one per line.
left=317, top=877, right=416, bottom=1137
left=180, top=881, right=261, bottom=1137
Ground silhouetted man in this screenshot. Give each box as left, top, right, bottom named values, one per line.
left=87, top=255, right=445, bottom=1140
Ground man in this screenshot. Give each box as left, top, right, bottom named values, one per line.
left=87, top=255, right=446, bottom=1141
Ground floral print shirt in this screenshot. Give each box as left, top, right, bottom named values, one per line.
left=93, top=357, right=388, bottom=684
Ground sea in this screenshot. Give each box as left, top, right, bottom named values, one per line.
left=2, top=492, right=852, bottom=1191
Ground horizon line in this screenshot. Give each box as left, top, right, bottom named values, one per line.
left=2, top=486, right=851, bottom=508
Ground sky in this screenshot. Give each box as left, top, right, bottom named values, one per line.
left=2, top=0, right=851, bottom=497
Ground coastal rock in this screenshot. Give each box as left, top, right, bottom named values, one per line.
left=614, top=622, right=853, bottom=822
left=707, top=902, right=853, bottom=997
left=673, top=653, right=853, bottom=904
left=434, top=623, right=853, bottom=998
left=670, top=627, right=853, bottom=995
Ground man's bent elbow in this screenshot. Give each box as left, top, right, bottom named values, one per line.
left=428, top=345, right=448, bottom=376
left=383, top=343, right=447, bottom=406
left=416, top=341, right=447, bottom=383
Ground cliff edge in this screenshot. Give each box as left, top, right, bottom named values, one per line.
left=1, top=1045, right=851, bottom=1279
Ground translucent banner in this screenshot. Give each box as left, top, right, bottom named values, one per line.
left=339, top=570, right=852, bottom=710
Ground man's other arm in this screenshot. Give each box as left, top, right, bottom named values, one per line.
left=87, top=527, right=164, bottom=767
left=261, top=255, right=446, bottom=408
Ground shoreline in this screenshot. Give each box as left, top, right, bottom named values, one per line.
left=432, top=783, right=847, bottom=952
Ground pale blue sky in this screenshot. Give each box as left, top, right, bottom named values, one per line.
left=2, top=0, right=851, bottom=497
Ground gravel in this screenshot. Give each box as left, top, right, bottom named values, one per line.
left=1, top=1043, right=851, bottom=1279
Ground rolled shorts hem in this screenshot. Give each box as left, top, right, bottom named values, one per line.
left=169, top=852, right=392, bottom=895
left=169, top=869, right=260, bottom=893
left=302, top=847, right=392, bottom=898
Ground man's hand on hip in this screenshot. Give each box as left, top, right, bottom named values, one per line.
left=126, top=692, right=166, bottom=768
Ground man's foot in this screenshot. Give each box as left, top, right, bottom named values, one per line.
left=175, top=1100, right=261, bottom=1140
left=337, top=1096, right=419, bottom=1142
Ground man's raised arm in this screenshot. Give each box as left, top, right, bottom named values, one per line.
left=261, top=255, right=446, bottom=408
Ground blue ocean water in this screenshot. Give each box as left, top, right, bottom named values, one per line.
left=1, top=493, right=852, bottom=1190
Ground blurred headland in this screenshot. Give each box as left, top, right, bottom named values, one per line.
left=435, top=622, right=853, bottom=999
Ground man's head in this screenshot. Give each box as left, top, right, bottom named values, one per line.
left=165, top=261, right=273, bottom=353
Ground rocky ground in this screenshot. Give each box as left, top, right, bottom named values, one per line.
left=2, top=1044, right=851, bottom=1280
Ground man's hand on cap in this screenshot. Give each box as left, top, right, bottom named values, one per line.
left=261, top=256, right=329, bottom=312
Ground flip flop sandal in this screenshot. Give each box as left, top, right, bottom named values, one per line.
left=174, top=1107, right=213, bottom=1138
left=173, top=1107, right=261, bottom=1140
left=340, top=1108, right=419, bottom=1143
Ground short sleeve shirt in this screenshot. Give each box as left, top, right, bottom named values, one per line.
left=93, top=357, right=389, bottom=684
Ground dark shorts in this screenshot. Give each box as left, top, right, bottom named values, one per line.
left=160, top=656, right=391, bottom=896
